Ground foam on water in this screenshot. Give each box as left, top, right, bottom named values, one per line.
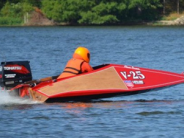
left=0, top=88, right=39, bottom=105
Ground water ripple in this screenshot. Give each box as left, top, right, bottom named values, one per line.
left=1, top=26, right=184, bottom=138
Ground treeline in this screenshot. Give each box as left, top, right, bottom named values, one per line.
left=0, top=0, right=184, bottom=25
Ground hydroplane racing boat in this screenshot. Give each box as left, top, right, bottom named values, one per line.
left=1, top=61, right=184, bottom=102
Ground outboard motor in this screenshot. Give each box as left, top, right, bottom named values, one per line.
left=0, top=61, right=32, bottom=90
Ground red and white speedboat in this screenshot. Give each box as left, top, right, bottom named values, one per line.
left=1, top=61, right=184, bottom=102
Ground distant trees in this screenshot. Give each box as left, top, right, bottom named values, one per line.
left=78, top=1, right=119, bottom=24
left=162, top=0, right=184, bottom=15
left=0, top=1, right=33, bottom=25
left=0, top=0, right=184, bottom=25
left=41, top=0, right=89, bottom=23
left=1, top=1, right=33, bottom=18
left=41, top=0, right=163, bottom=25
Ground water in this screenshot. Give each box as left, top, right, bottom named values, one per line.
left=0, top=26, right=184, bottom=137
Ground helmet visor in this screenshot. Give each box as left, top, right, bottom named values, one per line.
left=87, top=53, right=90, bottom=61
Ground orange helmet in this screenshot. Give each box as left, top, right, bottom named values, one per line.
left=74, top=47, right=90, bottom=63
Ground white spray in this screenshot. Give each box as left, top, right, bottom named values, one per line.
left=0, top=88, right=38, bottom=105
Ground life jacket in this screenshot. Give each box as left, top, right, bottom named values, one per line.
left=57, top=58, right=84, bottom=79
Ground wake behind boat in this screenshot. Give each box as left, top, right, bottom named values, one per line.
left=1, top=61, right=184, bottom=102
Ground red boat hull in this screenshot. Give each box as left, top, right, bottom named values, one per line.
left=27, top=64, right=184, bottom=102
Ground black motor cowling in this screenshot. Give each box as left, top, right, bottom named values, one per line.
left=0, top=61, right=32, bottom=88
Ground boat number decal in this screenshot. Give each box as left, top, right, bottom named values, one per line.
left=120, top=71, right=145, bottom=79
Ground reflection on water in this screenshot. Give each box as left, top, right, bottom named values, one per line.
left=55, top=99, right=184, bottom=110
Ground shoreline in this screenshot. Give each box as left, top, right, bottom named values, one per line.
left=1, top=15, right=184, bottom=27
left=1, top=22, right=184, bottom=27
left=1, top=10, right=184, bottom=27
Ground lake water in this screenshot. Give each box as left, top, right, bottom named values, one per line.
left=0, top=26, right=184, bottom=138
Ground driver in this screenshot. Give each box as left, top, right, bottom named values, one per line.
left=57, top=46, right=93, bottom=79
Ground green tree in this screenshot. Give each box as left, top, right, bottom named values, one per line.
left=41, top=0, right=63, bottom=22
left=124, top=0, right=162, bottom=21
left=1, top=1, right=33, bottom=18
left=79, top=2, right=119, bottom=24
left=2, top=0, right=183, bottom=25
left=42, top=0, right=94, bottom=24
left=27, top=0, right=41, bottom=8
